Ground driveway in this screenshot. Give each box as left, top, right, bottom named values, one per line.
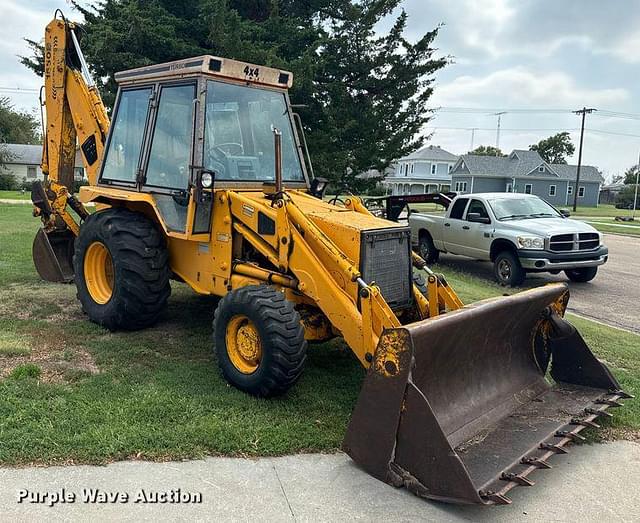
left=436, top=233, right=640, bottom=333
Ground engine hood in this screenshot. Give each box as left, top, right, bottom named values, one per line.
left=500, top=217, right=599, bottom=237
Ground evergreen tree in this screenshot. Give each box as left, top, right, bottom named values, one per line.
left=21, top=0, right=445, bottom=190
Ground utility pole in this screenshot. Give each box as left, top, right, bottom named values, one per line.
left=572, top=107, right=597, bottom=211
left=494, top=112, right=506, bottom=154
left=634, top=150, right=639, bottom=219
left=469, top=128, right=478, bottom=151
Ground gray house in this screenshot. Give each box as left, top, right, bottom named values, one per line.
left=384, top=145, right=458, bottom=195
left=1, top=143, right=85, bottom=182
left=449, top=150, right=604, bottom=207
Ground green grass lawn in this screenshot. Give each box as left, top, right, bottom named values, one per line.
left=569, top=203, right=634, bottom=218
left=0, top=190, right=30, bottom=200
left=0, top=203, right=638, bottom=465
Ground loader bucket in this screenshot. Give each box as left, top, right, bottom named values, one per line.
left=343, top=283, right=629, bottom=505
left=33, top=228, right=75, bottom=283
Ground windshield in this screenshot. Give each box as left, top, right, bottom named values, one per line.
left=488, top=197, right=561, bottom=221
left=204, top=81, right=304, bottom=182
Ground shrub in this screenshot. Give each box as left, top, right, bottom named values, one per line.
left=0, top=172, right=18, bottom=190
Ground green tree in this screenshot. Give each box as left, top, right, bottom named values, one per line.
left=0, top=97, right=40, bottom=145
left=469, top=145, right=505, bottom=156
left=21, top=0, right=446, bottom=191
left=529, top=132, right=575, bottom=164
left=623, top=165, right=640, bottom=185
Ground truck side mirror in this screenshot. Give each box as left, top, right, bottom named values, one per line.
left=560, top=209, right=571, bottom=217
left=467, top=212, right=491, bottom=224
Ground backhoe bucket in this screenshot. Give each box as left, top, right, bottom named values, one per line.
left=33, top=228, right=75, bottom=283
left=343, top=283, right=629, bottom=505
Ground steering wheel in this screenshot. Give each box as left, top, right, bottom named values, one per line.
left=213, top=142, right=244, bottom=155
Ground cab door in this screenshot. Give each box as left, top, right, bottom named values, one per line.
left=443, top=197, right=469, bottom=254
left=140, top=80, right=213, bottom=241
left=461, top=199, right=494, bottom=258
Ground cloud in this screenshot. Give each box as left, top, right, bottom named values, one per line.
left=431, top=67, right=629, bottom=108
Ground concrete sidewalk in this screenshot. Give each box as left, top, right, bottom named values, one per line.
left=1, top=442, right=638, bottom=521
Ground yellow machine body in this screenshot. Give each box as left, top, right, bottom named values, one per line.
left=32, top=13, right=629, bottom=506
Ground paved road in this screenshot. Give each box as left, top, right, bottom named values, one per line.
left=1, top=443, right=638, bottom=521
left=437, top=233, right=640, bottom=333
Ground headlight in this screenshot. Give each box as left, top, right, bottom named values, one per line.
left=201, top=171, right=213, bottom=188
left=517, top=236, right=545, bottom=249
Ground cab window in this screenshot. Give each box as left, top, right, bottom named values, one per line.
left=449, top=198, right=469, bottom=219
left=466, top=199, right=490, bottom=221
left=145, top=84, right=196, bottom=190
left=204, top=81, right=304, bottom=182
left=101, top=88, right=151, bottom=183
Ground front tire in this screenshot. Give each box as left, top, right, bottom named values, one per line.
left=213, top=285, right=307, bottom=397
left=74, top=208, right=171, bottom=330
left=565, top=266, right=598, bottom=283
left=494, top=250, right=526, bottom=287
left=418, top=232, right=439, bottom=264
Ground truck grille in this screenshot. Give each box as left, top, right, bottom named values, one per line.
left=360, top=227, right=412, bottom=308
left=549, top=233, right=599, bottom=252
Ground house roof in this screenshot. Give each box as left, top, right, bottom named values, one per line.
left=402, top=145, right=458, bottom=162
left=3, top=143, right=41, bottom=165
left=454, top=149, right=603, bottom=183
left=2, top=143, right=83, bottom=168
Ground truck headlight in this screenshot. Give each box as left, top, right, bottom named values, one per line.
left=517, top=236, right=545, bottom=249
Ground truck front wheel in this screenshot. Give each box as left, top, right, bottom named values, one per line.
left=565, top=266, right=598, bottom=283
left=418, top=232, right=439, bottom=264
left=494, top=251, right=526, bottom=287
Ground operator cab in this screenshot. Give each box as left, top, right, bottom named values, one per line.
left=97, top=56, right=310, bottom=233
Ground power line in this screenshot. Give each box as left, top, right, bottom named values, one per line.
left=0, top=87, right=39, bottom=94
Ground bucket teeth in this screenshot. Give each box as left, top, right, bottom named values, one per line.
left=571, top=417, right=600, bottom=429
left=501, top=472, right=535, bottom=486
left=596, top=398, right=624, bottom=407
left=480, top=490, right=512, bottom=505
left=585, top=407, right=613, bottom=418
left=610, top=389, right=634, bottom=399
left=521, top=456, right=552, bottom=469
left=556, top=430, right=586, bottom=442
left=540, top=442, right=569, bottom=454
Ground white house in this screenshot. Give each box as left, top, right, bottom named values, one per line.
left=1, top=143, right=85, bottom=182
left=383, top=145, right=459, bottom=195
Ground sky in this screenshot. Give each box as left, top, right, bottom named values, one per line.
left=2, top=0, right=640, bottom=181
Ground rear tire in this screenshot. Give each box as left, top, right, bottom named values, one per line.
left=418, top=232, right=439, bottom=264
left=565, top=266, right=598, bottom=283
left=213, top=285, right=307, bottom=397
left=74, top=208, right=170, bottom=330
left=494, top=250, right=526, bottom=287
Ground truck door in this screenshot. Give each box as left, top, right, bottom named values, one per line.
left=461, top=199, right=493, bottom=259
left=443, top=197, right=469, bottom=254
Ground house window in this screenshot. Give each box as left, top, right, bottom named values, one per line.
left=455, top=181, right=467, bottom=192
left=27, top=166, right=37, bottom=179
left=410, top=163, right=415, bottom=174
left=538, top=166, right=544, bottom=172
left=524, top=184, right=532, bottom=194
left=431, top=164, right=437, bottom=175
left=567, top=185, right=573, bottom=195
left=549, top=185, right=556, bottom=196
left=448, top=165, right=452, bottom=172
left=506, top=183, right=513, bottom=193
left=578, top=186, right=585, bottom=197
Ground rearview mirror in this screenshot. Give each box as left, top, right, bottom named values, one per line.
left=467, top=212, right=491, bottom=224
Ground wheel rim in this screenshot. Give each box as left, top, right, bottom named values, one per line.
left=84, top=241, right=114, bottom=304
left=497, top=259, right=512, bottom=282
left=226, top=315, right=262, bottom=374
left=420, top=241, right=430, bottom=259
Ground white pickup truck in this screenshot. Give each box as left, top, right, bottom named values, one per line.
left=407, top=192, right=609, bottom=286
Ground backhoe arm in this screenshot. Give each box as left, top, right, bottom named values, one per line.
left=32, top=13, right=109, bottom=282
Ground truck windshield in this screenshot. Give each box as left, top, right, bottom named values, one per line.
left=204, top=81, right=304, bottom=182
left=489, top=197, right=561, bottom=221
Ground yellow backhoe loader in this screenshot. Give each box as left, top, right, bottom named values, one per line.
left=31, top=12, right=629, bottom=505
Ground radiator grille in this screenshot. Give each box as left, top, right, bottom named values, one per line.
left=549, top=232, right=600, bottom=252
left=360, top=228, right=412, bottom=308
